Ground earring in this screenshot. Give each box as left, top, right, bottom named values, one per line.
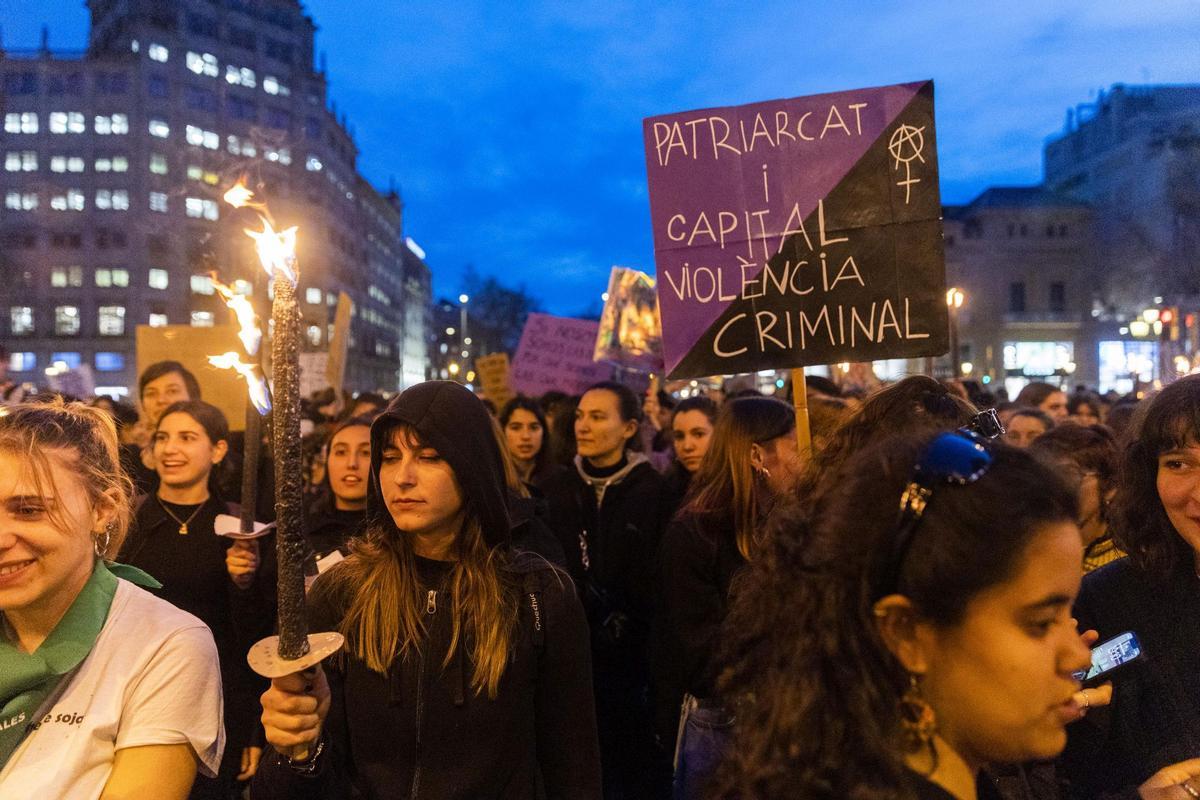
left=93, top=521, right=115, bottom=559
left=754, top=465, right=772, bottom=480
left=899, top=674, right=937, bottom=751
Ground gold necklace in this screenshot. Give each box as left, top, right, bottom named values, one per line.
left=157, top=496, right=206, bottom=535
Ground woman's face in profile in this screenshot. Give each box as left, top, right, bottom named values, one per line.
left=918, top=520, right=1090, bottom=765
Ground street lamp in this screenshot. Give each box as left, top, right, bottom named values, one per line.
left=458, top=294, right=470, bottom=380
left=946, top=287, right=965, bottom=377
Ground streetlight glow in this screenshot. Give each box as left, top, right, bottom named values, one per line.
left=459, top=293, right=469, bottom=304
left=946, top=288, right=964, bottom=308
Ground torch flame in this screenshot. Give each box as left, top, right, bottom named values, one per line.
left=208, top=352, right=272, bottom=414
left=211, top=273, right=262, bottom=356
left=245, top=220, right=299, bottom=287
left=223, top=180, right=257, bottom=209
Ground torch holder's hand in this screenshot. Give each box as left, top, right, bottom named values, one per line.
left=249, top=632, right=344, bottom=764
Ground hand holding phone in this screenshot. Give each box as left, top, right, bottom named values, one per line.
left=1073, top=631, right=1142, bottom=687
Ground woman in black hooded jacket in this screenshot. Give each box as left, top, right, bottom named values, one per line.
left=252, top=381, right=601, bottom=799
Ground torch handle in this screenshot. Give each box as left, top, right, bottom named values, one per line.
left=240, top=405, right=261, bottom=533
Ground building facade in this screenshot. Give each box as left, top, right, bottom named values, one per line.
left=0, top=0, right=430, bottom=396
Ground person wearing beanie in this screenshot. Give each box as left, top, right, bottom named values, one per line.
left=541, top=380, right=673, bottom=798
left=253, top=381, right=601, bottom=799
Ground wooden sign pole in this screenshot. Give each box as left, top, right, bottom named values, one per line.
left=791, top=367, right=813, bottom=458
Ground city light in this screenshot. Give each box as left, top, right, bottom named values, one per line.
left=961, top=361, right=974, bottom=375
left=448, top=362, right=460, bottom=375
left=459, top=294, right=469, bottom=304
left=946, top=288, right=964, bottom=308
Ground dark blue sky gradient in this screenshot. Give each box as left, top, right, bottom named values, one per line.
left=4, top=1, right=1199, bottom=314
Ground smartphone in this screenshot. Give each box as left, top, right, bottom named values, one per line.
left=1073, top=631, right=1142, bottom=685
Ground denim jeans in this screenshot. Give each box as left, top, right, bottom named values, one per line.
left=672, top=695, right=734, bottom=800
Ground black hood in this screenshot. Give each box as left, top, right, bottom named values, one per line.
left=368, top=381, right=511, bottom=546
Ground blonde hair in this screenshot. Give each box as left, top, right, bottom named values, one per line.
left=0, top=399, right=132, bottom=558
left=331, top=425, right=519, bottom=697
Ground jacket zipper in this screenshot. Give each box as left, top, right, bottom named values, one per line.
left=411, top=589, right=436, bottom=798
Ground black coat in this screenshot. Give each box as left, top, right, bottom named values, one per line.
left=252, top=553, right=602, bottom=800
left=1059, top=557, right=1200, bottom=798
left=652, top=509, right=745, bottom=750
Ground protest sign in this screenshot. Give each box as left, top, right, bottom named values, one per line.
left=326, top=292, right=353, bottom=393
left=475, top=352, right=516, bottom=408
left=593, top=266, right=664, bottom=373
left=643, top=80, right=948, bottom=379
left=298, top=351, right=329, bottom=400
left=136, top=325, right=248, bottom=430
left=511, top=313, right=612, bottom=396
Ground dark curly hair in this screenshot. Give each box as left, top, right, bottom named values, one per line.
left=712, top=434, right=1077, bottom=799
left=1111, top=376, right=1200, bottom=578
left=795, top=375, right=977, bottom=504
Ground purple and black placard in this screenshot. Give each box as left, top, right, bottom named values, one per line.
left=643, top=80, right=949, bottom=379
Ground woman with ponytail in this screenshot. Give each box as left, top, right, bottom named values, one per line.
left=253, top=381, right=600, bottom=799
left=654, top=396, right=799, bottom=798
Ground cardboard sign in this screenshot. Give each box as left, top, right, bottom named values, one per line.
left=475, top=352, right=515, bottom=409
left=510, top=313, right=612, bottom=397
left=298, top=351, right=330, bottom=399
left=643, top=81, right=949, bottom=379
left=136, top=325, right=248, bottom=430
left=593, top=266, right=664, bottom=372
left=326, top=292, right=353, bottom=392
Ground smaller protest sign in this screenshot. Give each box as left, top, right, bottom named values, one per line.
left=298, top=351, right=330, bottom=400
left=326, top=292, right=353, bottom=392
left=136, top=325, right=248, bottom=430
left=475, top=352, right=516, bottom=408
left=593, top=266, right=664, bottom=373
left=511, top=313, right=612, bottom=397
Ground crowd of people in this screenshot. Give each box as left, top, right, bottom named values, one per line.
left=2, top=359, right=1200, bottom=799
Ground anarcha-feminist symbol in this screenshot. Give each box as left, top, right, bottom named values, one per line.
left=888, top=124, right=926, bottom=204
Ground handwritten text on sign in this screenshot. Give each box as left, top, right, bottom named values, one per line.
left=643, top=81, right=948, bottom=378
left=510, top=313, right=612, bottom=396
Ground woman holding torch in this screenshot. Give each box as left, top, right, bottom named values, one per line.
left=121, top=400, right=276, bottom=798
left=253, top=381, right=601, bottom=799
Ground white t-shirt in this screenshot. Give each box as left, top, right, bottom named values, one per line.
left=0, top=579, right=225, bottom=799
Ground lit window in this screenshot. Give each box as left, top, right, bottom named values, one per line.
left=94, top=113, right=128, bottom=134
left=50, top=156, right=85, bottom=173
left=51, top=266, right=84, bottom=287
left=8, top=351, right=36, bottom=371
left=50, top=190, right=85, bottom=211
left=5, top=112, right=38, bottom=133
left=98, top=306, right=126, bottom=336
left=225, top=64, right=256, bottom=88
left=148, top=43, right=169, bottom=62
left=149, top=269, right=169, bottom=290
left=150, top=153, right=169, bottom=174
left=49, top=112, right=86, bottom=134
left=95, top=155, right=129, bottom=172
left=10, top=307, right=34, bottom=335
left=4, top=151, right=37, bottom=171
left=305, top=155, right=322, bottom=172
left=149, top=191, right=168, bottom=213
left=5, top=192, right=38, bottom=211
left=54, top=305, right=81, bottom=336
left=96, top=268, right=131, bottom=287
left=185, top=125, right=219, bottom=149
left=149, top=119, right=170, bottom=138
left=190, top=275, right=215, bottom=295
left=50, top=352, right=82, bottom=370
left=95, top=352, right=126, bottom=371
left=227, top=135, right=257, bottom=157
left=263, top=75, right=290, bottom=96
left=149, top=313, right=169, bottom=327
left=190, top=310, right=215, bottom=327
left=130, top=39, right=140, bottom=53
left=186, top=51, right=219, bottom=77
left=305, top=287, right=322, bottom=304
left=95, top=189, right=129, bottom=211
left=307, top=325, right=322, bottom=346
left=186, top=165, right=219, bottom=185
left=265, top=146, right=292, bottom=165
left=185, top=197, right=219, bottom=220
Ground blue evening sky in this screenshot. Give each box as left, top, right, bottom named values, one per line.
left=4, top=1, right=1198, bottom=314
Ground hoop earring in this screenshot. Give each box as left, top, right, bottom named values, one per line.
left=93, top=521, right=115, bottom=559
left=899, top=674, right=937, bottom=751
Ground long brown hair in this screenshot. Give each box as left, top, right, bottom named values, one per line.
left=683, top=396, right=794, bottom=560
left=331, top=424, right=518, bottom=697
